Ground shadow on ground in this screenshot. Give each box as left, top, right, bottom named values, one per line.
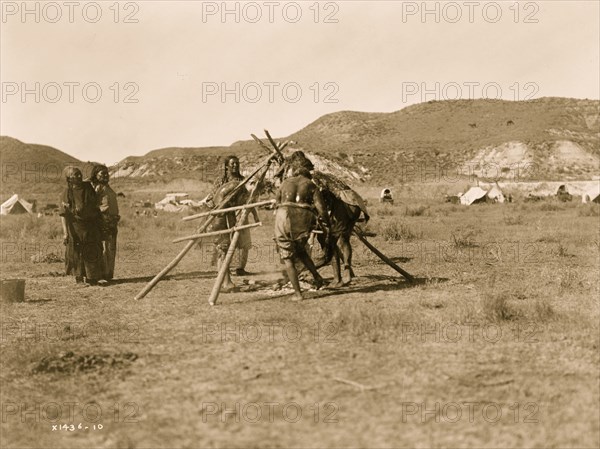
left=220, top=275, right=450, bottom=304
left=109, top=270, right=218, bottom=285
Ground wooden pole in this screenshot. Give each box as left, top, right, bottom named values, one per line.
left=208, top=160, right=272, bottom=306
left=173, top=222, right=261, bottom=243
left=208, top=229, right=242, bottom=306
left=182, top=200, right=275, bottom=222
left=134, top=154, right=276, bottom=300
left=264, top=130, right=286, bottom=159
left=352, top=229, right=415, bottom=282
left=251, top=133, right=283, bottom=161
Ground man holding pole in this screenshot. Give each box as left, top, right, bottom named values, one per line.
left=208, top=155, right=258, bottom=275
left=210, top=180, right=255, bottom=292
left=274, top=164, right=330, bottom=301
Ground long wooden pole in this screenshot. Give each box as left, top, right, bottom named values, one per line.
left=352, top=229, right=415, bottom=282
left=134, top=154, right=276, bottom=300
left=208, top=228, right=242, bottom=306
left=208, top=161, right=272, bottom=306
left=173, top=222, right=261, bottom=243
left=264, top=130, right=286, bottom=159
left=251, top=133, right=283, bottom=161
left=182, top=200, right=275, bottom=222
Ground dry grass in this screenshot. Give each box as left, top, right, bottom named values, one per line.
left=578, top=203, right=600, bottom=216
left=451, top=225, right=479, bottom=248
left=502, top=213, right=524, bottom=225
left=404, top=205, right=430, bottom=217
left=0, top=214, right=63, bottom=241
left=1, top=190, right=599, bottom=449
left=379, top=221, right=422, bottom=241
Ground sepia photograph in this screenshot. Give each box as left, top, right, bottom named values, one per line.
left=0, top=1, right=599, bottom=448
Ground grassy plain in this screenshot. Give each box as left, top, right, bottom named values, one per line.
left=1, top=188, right=599, bottom=448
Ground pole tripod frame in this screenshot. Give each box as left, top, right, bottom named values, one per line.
left=134, top=153, right=278, bottom=300
left=208, top=160, right=273, bottom=306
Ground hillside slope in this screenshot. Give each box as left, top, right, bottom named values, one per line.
left=287, top=98, right=599, bottom=183
left=2, top=98, right=598, bottom=197
left=0, top=136, right=82, bottom=195
left=113, top=97, right=598, bottom=185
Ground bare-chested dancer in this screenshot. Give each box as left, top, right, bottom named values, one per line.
left=274, top=166, right=330, bottom=300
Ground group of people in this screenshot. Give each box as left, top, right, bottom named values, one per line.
left=59, top=165, right=120, bottom=286
left=210, top=151, right=367, bottom=301
left=57, top=152, right=363, bottom=299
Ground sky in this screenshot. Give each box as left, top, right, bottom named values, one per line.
left=1, top=0, right=599, bottom=164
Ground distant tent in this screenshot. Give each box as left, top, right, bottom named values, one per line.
left=155, top=193, right=192, bottom=212
left=380, top=188, right=394, bottom=204
left=460, top=187, right=488, bottom=205
left=556, top=184, right=573, bottom=202
left=487, top=185, right=505, bottom=203
left=159, top=203, right=189, bottom=213
left=582, top=184, right=600, bottom=204
left=1, top=194, right=34, bottom=215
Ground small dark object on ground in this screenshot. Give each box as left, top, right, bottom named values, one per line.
left=33, top=352, right=138, bottom=374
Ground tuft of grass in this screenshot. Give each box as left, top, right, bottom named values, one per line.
left=554, top=243, right=572, bottom=258
left=536, top=234, right=559, bottom=243
left=451, top=226, right=478, bottom=248
left=539, top=202, right=563, bottom=212
left=558, top=268, right=581, bottom=294
left=404, top=205, right=429, bottom=217
left=482, top=290, right=516, bottom=321
left=380, top=221, right=422, bottom=241
left=332, top=305, right=391, bottom=342
left=578, top=203, right=600, bottom=217
left=331, top=303, right=420, bottom=343
left=376, top=207, right=395, bottom=217
left=531, top=298, right=555, bottom=321
left=503, top=213, right=523, bottom=225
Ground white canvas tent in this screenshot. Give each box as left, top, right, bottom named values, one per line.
left=158, top=203, right=189, bottom=213
left=379, top=188, right=394, bottom=204
left=582, top=184, right=600, bottom=203
left=1, top=194, right=34, bottom=215
left=487, top=185, right=505, bottom=203
left=460, top=187, right=488, bottom=205
left=154, top=193, right=202, bottom=213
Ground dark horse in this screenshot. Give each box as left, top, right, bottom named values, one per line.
left=312, top=172, right=369, bottom=287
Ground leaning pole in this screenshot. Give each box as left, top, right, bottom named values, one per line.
left=134, top=153, right=277, bottom=300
